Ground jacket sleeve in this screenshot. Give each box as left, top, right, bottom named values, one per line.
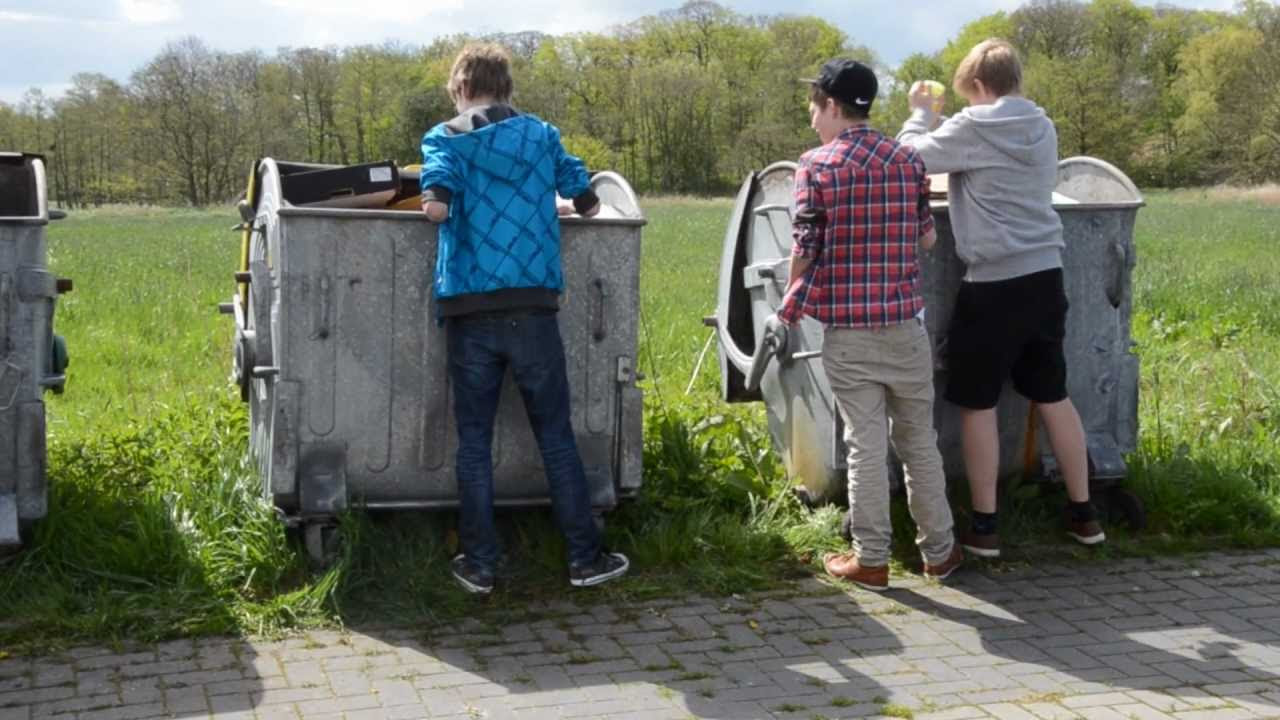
left=896, top=108, right=976, bottom=175
left=419, top=129, right=463, bottom=200
left=550, top=124, right=592, bottom=200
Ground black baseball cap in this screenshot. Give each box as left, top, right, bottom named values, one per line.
left=800, top=58, right=877, bottom=110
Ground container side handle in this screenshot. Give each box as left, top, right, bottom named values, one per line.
left=592, top=278, right=608, bottom=342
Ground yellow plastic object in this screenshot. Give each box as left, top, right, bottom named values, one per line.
left=387, top=163, right=424, bottom=210
left=389, top=194, right=425, bottom=211
left=237, top=162, right=257, bottom=309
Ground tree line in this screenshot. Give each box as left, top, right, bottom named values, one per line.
left=0, top=0, right=1277, bottom=207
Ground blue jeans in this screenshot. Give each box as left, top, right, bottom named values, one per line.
left=447, top=310, right=602, bottom=572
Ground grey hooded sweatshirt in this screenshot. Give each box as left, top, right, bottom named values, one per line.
left=897, top=96, right=1063, bottom=282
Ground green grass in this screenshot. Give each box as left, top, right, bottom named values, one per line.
left=2, top=190, right=1279, bottom=650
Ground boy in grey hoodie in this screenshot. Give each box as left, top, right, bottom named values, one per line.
left=896, top=39, right=1105, bottom=558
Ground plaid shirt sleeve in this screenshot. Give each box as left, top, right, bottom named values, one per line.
left=791, top=163, right=826, bottom=260
left=916, top=158, right=935, bottom=236
left=778, top=161, right=826, bottom=324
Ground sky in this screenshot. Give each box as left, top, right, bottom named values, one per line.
left=0, top=0, right=1240, bottom=105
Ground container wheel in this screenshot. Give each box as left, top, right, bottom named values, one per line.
left=304, top=522, right=342, bottom=570
left=1104, top=486, right=1147, bottom=531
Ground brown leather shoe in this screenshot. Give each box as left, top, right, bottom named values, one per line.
left=823, top=551, right=889, bottom=591
left=960, top=530, right=1000, bottom=559
left=923, top=544, right=964, bottom=581
left=1066, top=516, right=1106, bottom=546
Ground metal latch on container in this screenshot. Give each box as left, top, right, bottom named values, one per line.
left=616, top=356, right=634, bottom=384
left=742, top=259, right=790, bottom=290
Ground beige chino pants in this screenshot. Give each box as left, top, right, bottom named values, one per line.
left=822, top=318, right=955, bottom=566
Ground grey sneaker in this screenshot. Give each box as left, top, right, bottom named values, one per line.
left=450, top=554, right=495, bottom=595
left=569, top=551, right=629, bottom=588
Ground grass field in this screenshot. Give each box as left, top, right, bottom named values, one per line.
left=2, top=190, right=1279, bottom=650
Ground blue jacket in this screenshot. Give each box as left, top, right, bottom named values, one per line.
left=420, top=113, right=591, bottom=305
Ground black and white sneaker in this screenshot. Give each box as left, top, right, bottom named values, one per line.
left=569, top=551, right=630, bottom=588
left=451, top=554, right=495, bottom=595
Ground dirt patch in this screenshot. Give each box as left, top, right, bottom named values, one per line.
left=1203, top=184, right=1280, bottom=205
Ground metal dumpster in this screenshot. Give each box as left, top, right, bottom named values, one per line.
left=0, top=152, right=71, bottom=550
left=710, top=156, right=1144, bottom=528
left=221, top=158, right=646, bottom=563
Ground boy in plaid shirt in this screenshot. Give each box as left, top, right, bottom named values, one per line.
left=779, top=59, right=961, bottom=591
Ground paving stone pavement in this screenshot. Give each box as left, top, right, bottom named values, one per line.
left=2, top=549, right=1279, bottom=719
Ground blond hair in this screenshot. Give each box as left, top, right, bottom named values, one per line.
left=953, top=39, right=1022, bottom=98
left=446, top=43, right=513, bottom=103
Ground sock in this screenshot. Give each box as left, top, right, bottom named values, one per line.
left=971, top=511, right=997, bottom=535
left=1068, top=500, right=1096, bottom=522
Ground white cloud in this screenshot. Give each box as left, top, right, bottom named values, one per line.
left=0, top=10, right=65, bottom=22
left=265, top=0, right=464, bottom=22
left=118, top=0, right=181, bottom=24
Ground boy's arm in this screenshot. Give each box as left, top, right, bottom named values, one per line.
left=896, top=109, right=976, bottom=175
left=777, top=163, right=825, bottom=325
left=419, top=130, right=463, bottom=223
left=550, top=125, right=600, bottom=215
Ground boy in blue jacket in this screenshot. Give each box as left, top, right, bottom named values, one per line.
left=420, top=43, right=628, bottom=594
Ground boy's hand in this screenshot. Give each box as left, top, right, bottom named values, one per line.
left=423, top=199, right=448, bottom=223
left=919, top=228, right=937, bottom=252
left=908, top=81, right=945, bottom=116
left=556, top=200, right=601, bottom=217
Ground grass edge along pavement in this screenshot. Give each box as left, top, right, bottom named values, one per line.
left=1, top=192, right=1279, bottom=651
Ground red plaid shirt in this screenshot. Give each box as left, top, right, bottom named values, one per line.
left=777, top=126, right=934, bottom=328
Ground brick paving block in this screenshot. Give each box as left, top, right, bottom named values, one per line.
left=1060, top=691, right=1134, bottom=708
left=959, top=689, right=1028, bottom=706
left=597, top=708, right=692, bottom=720
left=253, top=704, right=301, bottom=719
left=281, top=662, right=327, bottom=688
left=1019, top=702, right=1081, bottom=719
left=915, top=708, right=991, bottom=720
left=0, top=685, right=75, bottom=708
left=296, top=693, right=381, bottom=716
left=613, top=629, right=681, bottom=647
left=381, top=705, right=427, bottom=720
left=162, top=684, right=209, bottom=715
left=0, top=678, right=24, bottom=697
left=89, top=702, right=166, bottom=720
left=76, top=652, right=155, bottom=673
left=524, top=665, right=573, bottom=693
left=327, top=668, right=374, bottom=697
left=562, top=659, right=639, bottom=676
left=30, top=691, right=118, bottom=718
left=984, top=702, right=1039, bottom=720
left=1209, top=670, right=1263, bottom=685
left=1227, top=693, right=1280, bottom=718
left=580, top=636, right=627, bottom=660
left=710, top=683, right=786, bottom=703
left=252, top=686, right=333, bottom=706
left=1171, top=709, right=1255, bottom=720
left=625, top=643, right=675, bottom=671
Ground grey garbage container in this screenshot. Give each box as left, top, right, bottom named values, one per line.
left=0, top=152, right=72, bottom=550
left=221, top=158, right=646, bottom=564
left=710, top=156, right=1144, bottom=528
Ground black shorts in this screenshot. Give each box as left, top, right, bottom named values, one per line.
left=944, top=268, right=1069, bottom=410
